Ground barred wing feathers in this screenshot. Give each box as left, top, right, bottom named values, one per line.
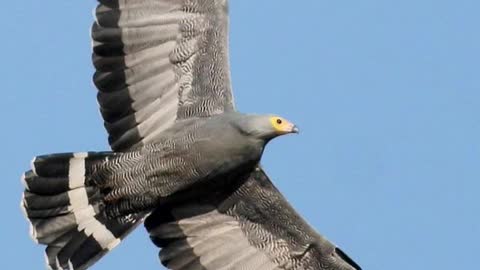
left=21, top=152, right=145, bottom=270
left=145, top=168, right=361, bottom=270
left=93, top=0, right=234, bottom=151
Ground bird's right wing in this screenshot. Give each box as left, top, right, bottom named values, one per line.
left=92, top=0, right=234, bottom=151
left=145, top=168, right=361, bottom=270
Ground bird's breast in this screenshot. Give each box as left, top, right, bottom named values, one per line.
left=151, top=119, right=265, bottom=185
left=189, top=132, right=264, bottom=179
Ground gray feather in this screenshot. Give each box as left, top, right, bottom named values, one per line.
left=145, top=168, right=361, bottom=270
left=21, top=152, right=145, bottom=270
left=92, top=0, right=235, bottom=151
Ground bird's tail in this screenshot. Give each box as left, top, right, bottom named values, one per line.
left=20, top=152, right=146, bottom=270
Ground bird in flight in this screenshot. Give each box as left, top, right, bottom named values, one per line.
left=21, top=1, right=361, bottom=269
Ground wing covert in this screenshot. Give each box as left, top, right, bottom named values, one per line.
left=92, top=0, right=234, bottom=151
left=145, top=168, right=361, bottom=270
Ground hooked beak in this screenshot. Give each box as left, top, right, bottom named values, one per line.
left=291, top=125, right=300, bottom=134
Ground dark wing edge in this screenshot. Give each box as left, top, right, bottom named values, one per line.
left=92, top=0, right=234, bottom=151
left=145, top=168, right=361, bottom=270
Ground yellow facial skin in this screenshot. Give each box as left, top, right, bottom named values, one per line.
left=269, top=116, right=299, bottom=135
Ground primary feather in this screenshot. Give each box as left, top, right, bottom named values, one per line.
left=92, top=0, right=234, bottom=151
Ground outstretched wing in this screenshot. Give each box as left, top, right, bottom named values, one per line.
left=92, top=0, right=234, bottom=151
left=145, top=168, right=361, bottom=270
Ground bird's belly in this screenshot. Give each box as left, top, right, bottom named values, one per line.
left=150, top=140, right=262, bottom=191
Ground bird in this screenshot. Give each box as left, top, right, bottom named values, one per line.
left=20, top=1, right=362, bottom=270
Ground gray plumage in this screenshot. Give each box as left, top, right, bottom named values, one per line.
left=20, top=0, right=361, bottom=270
left=92, top=0, right=234, bottom=150
left=147, top=169, right=359, bottom=270
left=92, top=114, right=277, bottom=217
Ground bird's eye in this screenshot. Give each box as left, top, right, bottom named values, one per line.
left=276, top=119, right=283, bottom=125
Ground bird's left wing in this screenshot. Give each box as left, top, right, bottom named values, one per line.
left=145, top=168, right=361, bottom=270
left=92, top=0, right=234, bottom=151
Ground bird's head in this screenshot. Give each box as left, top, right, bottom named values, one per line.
left=234, top=114, right=299, bottom=141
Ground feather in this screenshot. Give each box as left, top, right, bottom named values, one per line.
left=92, top=0, right=235, bottom=151
left=21, top=152, right=144, bottom=270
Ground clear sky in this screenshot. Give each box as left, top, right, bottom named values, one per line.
left=1, top=1, right=478, bottom=269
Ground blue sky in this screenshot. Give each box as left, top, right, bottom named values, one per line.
left=1, top=0, right=479, bottom=269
